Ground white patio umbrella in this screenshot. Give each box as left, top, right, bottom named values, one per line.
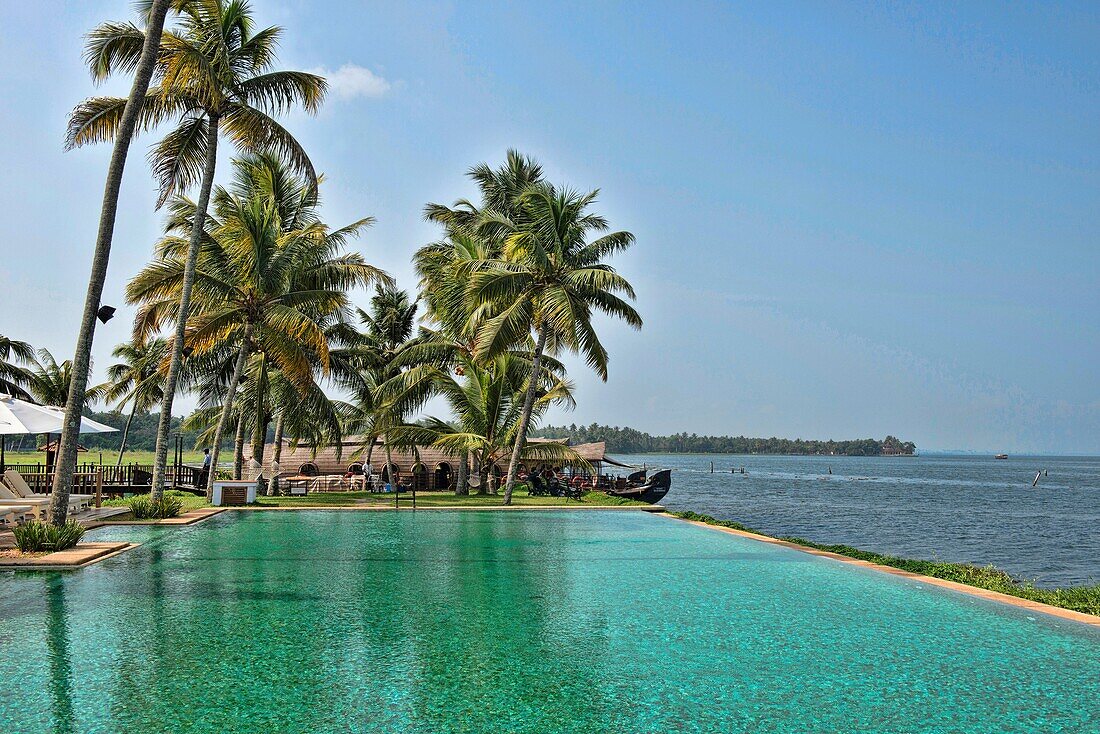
left=0, top=394, right=117, bottom=473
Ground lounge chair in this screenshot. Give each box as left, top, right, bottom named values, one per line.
left=0, top=485, right=48, bottom=521
left=0, top=504, right=34, bottom=527
left=3, top=470, right=92, bottom=512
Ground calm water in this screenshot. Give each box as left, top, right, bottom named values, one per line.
left=635, top=453, right=1100, bottom=587
left=1, top=510, right=1099, bottom=733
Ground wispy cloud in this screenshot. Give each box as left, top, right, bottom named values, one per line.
left=310, top=63, right=391, bottom=101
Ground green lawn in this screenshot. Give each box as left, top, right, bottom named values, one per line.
left=253, top=489, right=646, bottom=508
left=93, top=487, right=644, bottom=518
left=3, top=449, right=207, bottom=466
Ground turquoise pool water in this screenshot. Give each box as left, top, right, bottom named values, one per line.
left=1, top=510, right=1098, bottom=733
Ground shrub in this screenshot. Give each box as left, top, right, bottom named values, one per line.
left=13, top=520, right=86, bottom=553
left=126, top=494, right=185, bottom=519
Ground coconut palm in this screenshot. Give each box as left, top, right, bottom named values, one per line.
left=50, top=0, right=171, bottom=524
left=128, top=156, right=385, bottom=495
left=340, top=287, right=423, bottom=478
left=0, top=334, right=35, bottom=399
left=67, top=0, right=327, bottom=500
left=98, top=338, right=169, bottom=468
left=25, top=350, right=106, bottom=407
left=391, top=352, right=584, bottom=495
left=467, top=182, right=642, bottom=503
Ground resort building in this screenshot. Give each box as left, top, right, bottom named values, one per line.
left=260, top=436, right=625, bottom=491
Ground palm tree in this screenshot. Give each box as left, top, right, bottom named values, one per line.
left=25, top=350, right=106, bottom=407
left=341, top=287, right=422, bottom=478
left=50, top=0, right=171, bottom=525
left=392, top=353, right=584, bottom=495
left=128, top=156, right=386, bottom=495
left=67, top=0, right=327, bottom=500
left=98, top=338, right=169, bottom=468
left=467, top=181, right=642, bottom=504
left=0, top=334, right=35, bottom=399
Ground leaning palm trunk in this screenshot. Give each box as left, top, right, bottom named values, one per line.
left=502, top=328, right=547, bottom=505
left=205, top=327, right=252, bottom=497
left=151, top=114, right=221, bottom=500
left=455, top=451, right=468, bottom=496
left=50, top=0, right=172, bottom=525
left=233, top=414, right=246, bottom=481
left=115, top=401, right=139, bottom=470
left=268, top=414, right=284, bottom=496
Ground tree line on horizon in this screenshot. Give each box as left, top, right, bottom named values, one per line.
left=13, top=0, right=642, bottom=523
left=530, top=424, right=917, bottom=456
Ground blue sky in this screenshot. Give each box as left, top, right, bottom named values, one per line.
left=0, top=1, right=1097, bottom=453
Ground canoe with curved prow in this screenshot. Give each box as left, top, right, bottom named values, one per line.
left=607, top=468, right=672, bottom=504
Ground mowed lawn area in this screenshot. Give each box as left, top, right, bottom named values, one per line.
left=3, top=449, right=208, bottom=466
left=253, top=489, right=647, bottom=508
left=94, top=487, right=648, bottom=510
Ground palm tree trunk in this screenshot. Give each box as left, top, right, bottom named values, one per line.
left=151, top=111, right=221, bottom=501
left=251, top=358, right=267, bottom=466
left=384, top=444, right=394, bottom=487
left=502, top=327, right=546, bottom=505
left=474, top=454, right=487, bottom=496
left=233, top=414, right=245, bottom=481
left=268, top=414, right=284, bottom=496
left=365, top=435, right=376, bottom=469
left=455, top=451, right=468, bottom=496
left=49, top=0, right=171, bottom=525
left=205, top=327, right=251, bottom=497
left=115, top=401, right=138, bottom=470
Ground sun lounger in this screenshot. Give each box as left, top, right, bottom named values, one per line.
left=2, top=470, right=91, bottom=512
left=0, top=504, right=33, bottom=527
left=0, top=492, right=47, bottom=521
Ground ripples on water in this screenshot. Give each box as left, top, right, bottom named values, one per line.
left=631, top=453, right=1100, bottom=587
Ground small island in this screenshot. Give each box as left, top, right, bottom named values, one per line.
left=531, top=425, right=917, bottom=456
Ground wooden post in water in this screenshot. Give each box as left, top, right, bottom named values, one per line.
left=1032, top=471, right=1041, bottom=487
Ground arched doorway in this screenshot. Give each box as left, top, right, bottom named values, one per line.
left=434, top=462, right=453, bottom=491
left=411, top=463, right=428, bottom=491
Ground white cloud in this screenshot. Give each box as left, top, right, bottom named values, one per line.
left=311, top=63, right=391, bottom=101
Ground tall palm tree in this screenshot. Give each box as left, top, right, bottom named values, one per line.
left=341, top=287, right=422, bottom=476
left=128, top=156, right=386, bottom=495
left=468, top=182, right=642, bottom=504
left=98, top=338, right=169, bottom=468
left=50, top=0, right=171, bottom=525
left=0, top=334, right=35, bottom=399
left=67, top=0, right=327, bottom=500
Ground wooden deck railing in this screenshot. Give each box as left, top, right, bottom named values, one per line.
left=1, top=462, right=203, bottom=494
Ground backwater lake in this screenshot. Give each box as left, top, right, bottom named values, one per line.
left=637, top=453, right=1100, bottom=587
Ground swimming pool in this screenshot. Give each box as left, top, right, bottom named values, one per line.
left=1, top=510, right=1097, bottom=733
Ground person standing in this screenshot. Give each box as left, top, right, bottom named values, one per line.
left=198, top=448, right=211, bottom=489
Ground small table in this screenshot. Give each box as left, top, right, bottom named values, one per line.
left=283, top=475, right=313, bottom=495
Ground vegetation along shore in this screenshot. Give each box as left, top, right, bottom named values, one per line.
left=532, top=424, right=916, bottom=456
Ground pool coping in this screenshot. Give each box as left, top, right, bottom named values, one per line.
left=0, top=541, right=139, bottom=570
left=85, top=507, right=228, bottom=527
left=665, top=514, right=1100, bottom=629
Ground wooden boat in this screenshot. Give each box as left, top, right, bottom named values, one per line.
left=607, top=468, right=672, bottom=504
left=994, top=454, right=1008, bottom=460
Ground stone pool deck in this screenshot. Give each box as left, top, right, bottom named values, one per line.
left=668, top=514, right=1100, bottom=629
left=0, top=541, right=138, bottom=570
left=85, top=507, right=227, bottom=527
